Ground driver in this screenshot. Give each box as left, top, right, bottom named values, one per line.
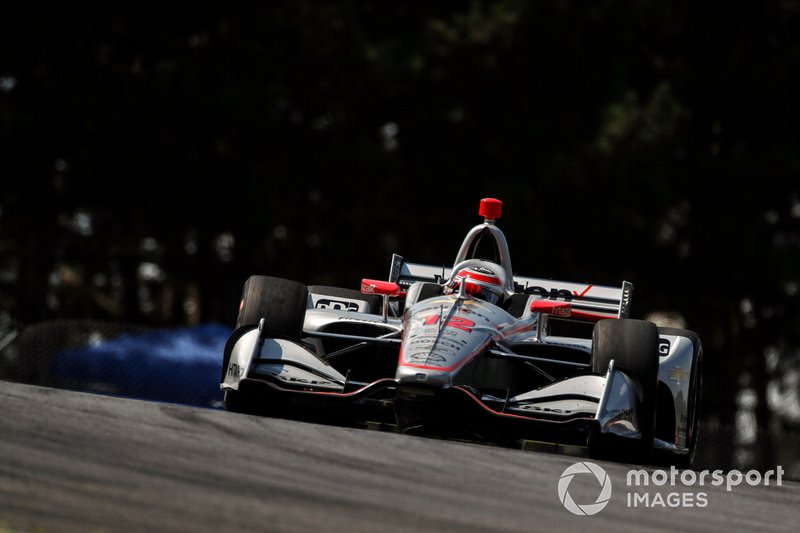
left=445, top=263, right=506, bottom=305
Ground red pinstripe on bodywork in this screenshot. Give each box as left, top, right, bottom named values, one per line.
left=570, top=310, right=618, bottom=322
left=245, top=377, right=397, bottom=398
left=452, top=385, right=595, bottom=424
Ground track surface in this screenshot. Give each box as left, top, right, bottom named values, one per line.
left=1, top=381, right=797, bottom=532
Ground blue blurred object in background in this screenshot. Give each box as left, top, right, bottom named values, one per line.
left=50, top=323, right=231, bottom=407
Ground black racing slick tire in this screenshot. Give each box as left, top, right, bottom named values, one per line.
left=589, top=318, right=660, bottom=463
left=227, top=276, right=307, bottom=415
left=235, top=275, right=308, bottom=338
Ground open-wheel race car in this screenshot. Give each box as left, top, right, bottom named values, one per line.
left=221, top=198, right=703, bottom=466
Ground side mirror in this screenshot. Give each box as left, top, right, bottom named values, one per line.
left=530, top=299, right=572, bottom=317
left=361, top=279, right=400, bottom=297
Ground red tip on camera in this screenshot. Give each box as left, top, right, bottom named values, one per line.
left=479, top=198, right=503, bottom=220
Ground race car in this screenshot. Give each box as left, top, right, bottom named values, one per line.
left=221, top=198, right=703, bottom=466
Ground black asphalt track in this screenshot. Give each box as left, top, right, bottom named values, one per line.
left=1, top=381, right=797, bottom=532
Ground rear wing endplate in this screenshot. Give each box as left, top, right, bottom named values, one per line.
left=388, top=254, right=633, bottom=321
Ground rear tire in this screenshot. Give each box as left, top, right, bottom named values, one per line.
left=235, top=275, right=308, bottom=337
left=589, top=319, right=659, bottom=463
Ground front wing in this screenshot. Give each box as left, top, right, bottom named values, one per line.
left=221, top=325, right=649, bottom=447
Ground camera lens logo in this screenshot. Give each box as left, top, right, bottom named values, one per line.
left=558, top=462, right=613, bottom=516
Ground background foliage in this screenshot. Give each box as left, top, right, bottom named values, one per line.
left=2, top=1, right=799, bottom=472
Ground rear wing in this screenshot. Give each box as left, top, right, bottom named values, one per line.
left=388, top=254, right=633, bottom=321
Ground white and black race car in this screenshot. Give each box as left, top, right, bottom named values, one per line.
left=221, top=198, right=703, bottom=466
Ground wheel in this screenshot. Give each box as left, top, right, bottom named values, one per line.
left=589, top=318, right=659, bottom=462
left=235, top=275, right=308, bottom=337
left=224, top=388, right=250, bottom=414
left=307, top=285, right=380, bottom=313
left=660, top=327, right=703, bottom=469
left=224, top=383, right=288, bottom=417
left=227, top=276, right=307, bottom=414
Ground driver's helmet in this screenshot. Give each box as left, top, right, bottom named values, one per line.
left=446, top=263, right=505, bottom=304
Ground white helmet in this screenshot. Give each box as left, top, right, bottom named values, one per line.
left=446, top=261, right=506, bottom=305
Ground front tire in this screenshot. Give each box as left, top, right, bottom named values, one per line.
left=235, top=275, right=308, bottom=337
left=227, top=275, right=308, bottom=414
left=589, top=318, right=659, bottom=463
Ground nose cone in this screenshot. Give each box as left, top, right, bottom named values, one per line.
left=396, top=366, right=453, bottom=388
left=397, top=295, right=502, bottom=390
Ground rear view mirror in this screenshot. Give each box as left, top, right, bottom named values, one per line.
left=361, top=279, right=400, bottom=297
